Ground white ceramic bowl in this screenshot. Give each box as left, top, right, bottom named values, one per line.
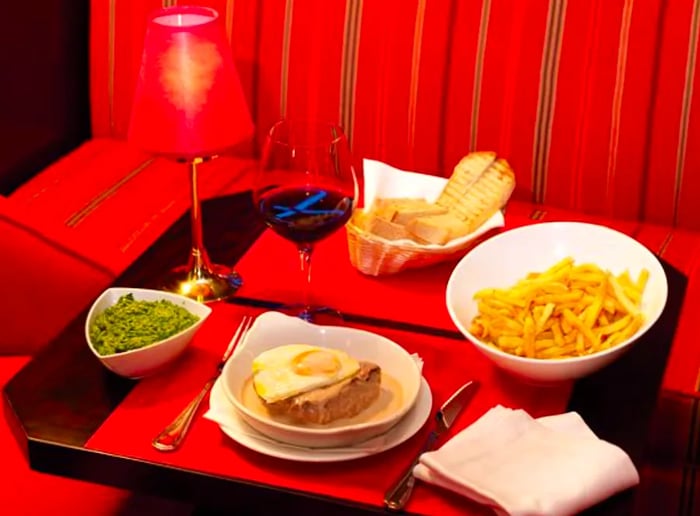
left=220, top=311, right=423, bottom=448
left=85, top=287, right=212, bottom=379
left=446, top=222, right=668, bottom=382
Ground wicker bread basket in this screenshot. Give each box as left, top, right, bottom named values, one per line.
left=347, top=158, right=509, bottom=276
left=346, top=209, right=503, bottom=276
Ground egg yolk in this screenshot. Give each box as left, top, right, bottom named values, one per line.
left=292, top=349, right=341, bottom=376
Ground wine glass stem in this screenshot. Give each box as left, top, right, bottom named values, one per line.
left=298, top=243, right=314, bottom=319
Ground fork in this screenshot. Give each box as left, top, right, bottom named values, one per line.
left=152, top=314, right=254, bottom=451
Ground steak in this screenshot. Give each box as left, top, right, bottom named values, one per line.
left=261, top=361, right=381, bottom=425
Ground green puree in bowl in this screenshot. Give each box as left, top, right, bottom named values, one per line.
left=89, top=294, right=200, bottom=356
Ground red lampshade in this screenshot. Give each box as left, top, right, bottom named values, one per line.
left=128, top=6, right=253, bottom=160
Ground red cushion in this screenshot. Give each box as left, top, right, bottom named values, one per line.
left=10, top=138, right=256, bottom=276
left=0, top=198, right=114, bottom=354
left=2, top=138, right=255, bottom=354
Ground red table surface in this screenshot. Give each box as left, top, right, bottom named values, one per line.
left=235, top=227, right=461, bottom=332
left=84, top=199, right=694, bottom=514
left=85, top=301, right=571, bottom=515
left=233, top=201, right=666, bottom=332
left=235, top=199, right=700, bottom=394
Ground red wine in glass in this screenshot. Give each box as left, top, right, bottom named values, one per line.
left=257, top=186, right=353, bottom=244
left=253, top=120, right=358, bottom=321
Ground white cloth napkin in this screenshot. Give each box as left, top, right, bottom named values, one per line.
left=363, top=158, right=447, bottom=206
left=413, top=405, right=639, bottom=516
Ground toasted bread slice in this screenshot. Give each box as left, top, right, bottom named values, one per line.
left=446, top=158, right=516, bottom=232
left=369, top=198, right=400, bottom=221
left=407, top=212, right=472, bottom=244
left=490, top=158, right=517, bottom=206
left=365, top=213, right=414, bottom=241
left=263, top=361, right=381, bottom=425
left=392, top=202, right=447, bottom=225
left=436, top=151, right=497, bottom=210
left=370, top=197, right=446, bottom=224
left=357, top=152, right=515, bottom=246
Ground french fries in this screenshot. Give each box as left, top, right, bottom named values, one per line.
left=469, top=257, right=648, bottom=359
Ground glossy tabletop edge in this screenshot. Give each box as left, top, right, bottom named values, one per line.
left=2, top=190, right=697, bottom=515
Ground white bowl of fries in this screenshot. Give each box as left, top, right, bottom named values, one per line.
left=446, top=221, right=668, bottom=382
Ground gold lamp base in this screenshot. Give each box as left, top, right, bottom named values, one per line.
left=160, top=262, right=242, bottom=303
left=159, top=157, right=243, bottom=303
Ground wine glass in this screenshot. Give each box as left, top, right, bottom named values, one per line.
left=253, top=119, right=358, bottom=321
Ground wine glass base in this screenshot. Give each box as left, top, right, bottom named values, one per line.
left=159, top=263, right=243, bottom=303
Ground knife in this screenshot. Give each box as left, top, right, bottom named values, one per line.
left=383, top=380, right=480, bottom=511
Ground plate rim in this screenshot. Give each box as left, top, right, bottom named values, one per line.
left=221, top=311, right=424, bottom=439
left=208, top=375, right=433, bottom=463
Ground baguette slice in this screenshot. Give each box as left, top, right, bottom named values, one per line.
left=365, top=213, right=414, bottom=241
left=356, top=152, right=515, bottom=246
left=435, top=151, right=497, bottom=209
left=370, top=197, right=446, bottom=224
left=407, top=212, right=472, bottom=245
left=490, top=158, right=517, bottom=207
left=392, top=203, right=447, bottom=225
left=445, top=158, right=516, bottom=233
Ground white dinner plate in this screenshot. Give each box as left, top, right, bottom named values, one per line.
left=206, top=376, right=433, bottom=462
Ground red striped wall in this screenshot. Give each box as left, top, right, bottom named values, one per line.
left=90, top=0, right=700, bottom=230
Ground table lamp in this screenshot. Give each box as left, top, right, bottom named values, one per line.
left=128, top=5, right=253, bottom=302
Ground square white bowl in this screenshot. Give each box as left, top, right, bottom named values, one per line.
left=446, top=222, right=668, bottom=382
left=220, top=311, right=423, bottom=448
left=85, top=287, right=212, bottom=379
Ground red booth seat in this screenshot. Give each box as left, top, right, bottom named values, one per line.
left=5, top=0, right=700, bottom=513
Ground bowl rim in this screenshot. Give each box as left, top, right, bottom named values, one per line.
left=85, top=287, right=212, bottom=359
left=445, top=220, right=669, bottom=366
left=221, top=311, right=423, bottom=436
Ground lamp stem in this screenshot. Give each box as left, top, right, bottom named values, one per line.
left=157, top=156, right=242, bottom=302
left=188, top=157, right=212, bottom=275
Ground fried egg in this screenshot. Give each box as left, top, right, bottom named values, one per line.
left=252, top=344, right=361, bottom=403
